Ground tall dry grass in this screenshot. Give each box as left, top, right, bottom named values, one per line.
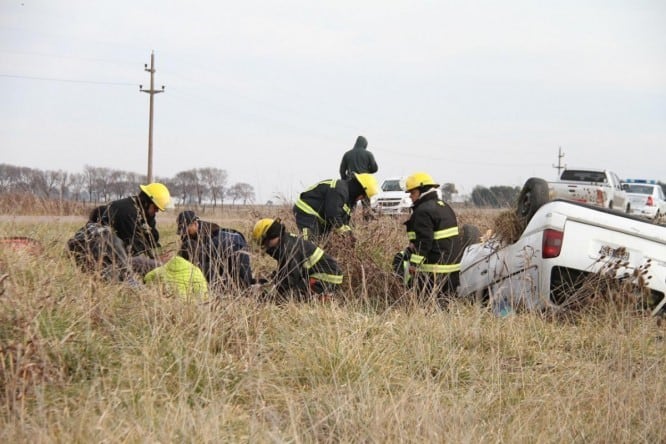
left=0, top=205, right=665, bottom=442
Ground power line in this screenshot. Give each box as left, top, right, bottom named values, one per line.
left=0, top=73, right=135, bottom=86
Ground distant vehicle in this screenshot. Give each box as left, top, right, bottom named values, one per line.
left=547, top=168, right=629, bottom=212
left=623, top=179, right=666, bottom=221
left=372, top=177, right=412, bottom=215
left=458, top=178, right=666, bottom=316
left=372, top=177, right=445, bottom=215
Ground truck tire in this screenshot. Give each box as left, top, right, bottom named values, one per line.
left=516, top=177, right=550, bottom=224
left=461, top=224, right=481, bottom=249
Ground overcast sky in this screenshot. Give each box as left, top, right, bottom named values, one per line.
left=1, top=0, right=665, bottom=203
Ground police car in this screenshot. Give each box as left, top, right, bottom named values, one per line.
left=622, top=179, right=666, bottom=221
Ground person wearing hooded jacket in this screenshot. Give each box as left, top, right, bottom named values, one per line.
left=339, top=135, right=378, bottom=180
left=177, top=210, right=254, bottom=290
left=401, top=172, right=463, bottom=304
left=251, top=218, right=343, bottom=298
left=339, top=135, right=379, bottom=218
left=292, top=173, right=379, bottom=242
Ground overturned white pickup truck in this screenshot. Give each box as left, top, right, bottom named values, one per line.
left=458, top=178, right=666, bottom=316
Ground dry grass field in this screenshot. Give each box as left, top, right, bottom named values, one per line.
left=1, top=198, right=665, bottom=442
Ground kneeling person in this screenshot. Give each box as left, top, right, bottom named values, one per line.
left=177, top=210, right=254, bottom=290
left=144, top=239, right=209, bottom=303
left=252, top=218, right=343, bottom=298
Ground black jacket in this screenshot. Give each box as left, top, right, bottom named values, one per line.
left=267, top=232, right=342, bottom=295
left=339, top=136, right=378, bottom=180
left=404, top=191, right=462, bottom=269
left=294, top=179, right=357, bottom=233
left=101, top=196, right=159, bottom=257
left=182, top=220, right=253, bottom=287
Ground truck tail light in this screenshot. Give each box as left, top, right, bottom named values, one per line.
left=647, top=196, right=654, bottom=206
left=542, top=229, right=564, bottom=259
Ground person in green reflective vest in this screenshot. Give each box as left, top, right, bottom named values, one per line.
left=144, top=238, right=209, bottom=303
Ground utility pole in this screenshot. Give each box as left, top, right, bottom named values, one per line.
left=139, top=51, right=165, bottom=183
left=552, top=146, right=566, bottom=178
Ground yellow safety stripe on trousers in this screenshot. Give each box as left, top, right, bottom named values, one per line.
left=433, top=226, right=459, bottom=240
left=417, top=262, right=461, bottom=273
left=295, top=199, right=325, bottom=222
left=304, top=247, right=324, bottom=269
left=407, top=226, right=458, bottom=242
left=409, top=253, right=425, bottom=265
left=336, top=225, right=352, bottom=233
left=342, top=203, right=351, bottom=215
left=310, top=272, right=344, bottom=284
left=302, top=227, right=310, bottom=240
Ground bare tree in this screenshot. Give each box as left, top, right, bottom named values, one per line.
left=84, top=165, right=101, bottom=203
left=68, top=172, right=86, bottom=201
left=50, top=170, right=69, bottom=200
left=8, top=166, right=34, bottom=194
left=0, top=164, right=13, bottom=192
left=29, top=169, right=50, bottom=198
left=96, top=167, right=112, bottom=202
left=440, top=183, right=457, bottom=201
left=199, top=167, right=227, bottom=208
left=174, top=169, right=199, bottom=205
left=227, top=182, right=255, bottom=205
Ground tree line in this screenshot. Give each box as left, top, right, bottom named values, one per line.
left=13, top=162, right=656, bottom=209
left=0, top=164, right=256, bottom=206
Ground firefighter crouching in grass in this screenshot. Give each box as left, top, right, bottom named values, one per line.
left=395, top=172, right=463, bottom=305
left=99, top=182, right=172, bottom=275
left=292, top=173, right=379, bottom=242
left=251, top=218, right=343, bottom=300
left=66, top=182, right=172, bottom=283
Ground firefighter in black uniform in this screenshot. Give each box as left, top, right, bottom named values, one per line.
left=67, top=183, right=172, bottom=281
left=252, top=218, right=343, bottom=299
left=292, top=173, right=378, bottom=242
left=99, top=183, right=172, bottom=275
left=402, top=172, right=463, bottom=304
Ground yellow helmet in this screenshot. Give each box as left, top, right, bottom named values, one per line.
left=404, top=172, right=438, bottom=192
left=252, top=218, right=275, bottom=245
left=139, top=182, right=172, bottom=211
left=353, top=173, right=379, bottom=198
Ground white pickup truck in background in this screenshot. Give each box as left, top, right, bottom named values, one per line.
left=458, top=178, right=666, bottom=316
left=548, top=168, right=630, bottom=212
left=372, top=177, right=412, bottom=215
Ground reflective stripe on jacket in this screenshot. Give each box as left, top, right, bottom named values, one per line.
left=269, top=233, right=343, bottom=293
left=404, top=191, right=462, bottom=274
left=293, top=179, right=353, bottom=234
